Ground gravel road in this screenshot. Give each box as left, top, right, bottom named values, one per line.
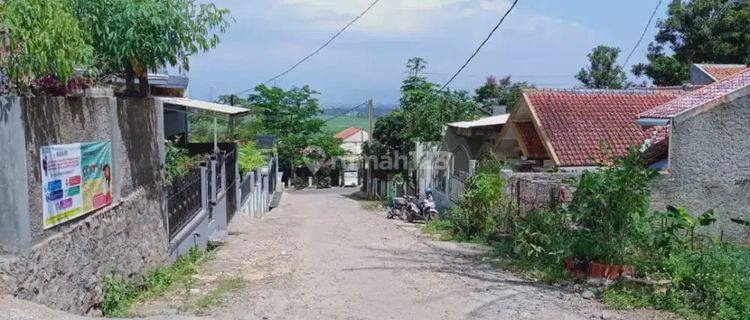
left=183, top=188, right=665, bottom=320
left=2, top=187, right=669, bottom=320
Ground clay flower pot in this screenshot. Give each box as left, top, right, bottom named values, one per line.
left=621, top=265, right=635, bottom=277
left=564, top=260, right=574, bottom=272
left=603, top=264, right=621, bottom=280
left=588, top=261, right=606, bottom=278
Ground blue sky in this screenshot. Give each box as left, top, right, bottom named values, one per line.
left=187, top=0, right=668, bottom=105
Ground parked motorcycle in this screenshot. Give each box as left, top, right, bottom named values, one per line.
left=387, top=197, right=408, bottom=220
left=404, top=194, right=438, bottom=223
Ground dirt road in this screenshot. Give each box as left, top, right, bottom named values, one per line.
left=130, top=187, right=666, bottom=320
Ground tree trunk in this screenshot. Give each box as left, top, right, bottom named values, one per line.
left=124, top=64, right=137, bottom=96
left=138, top=73, right=150, bottom=97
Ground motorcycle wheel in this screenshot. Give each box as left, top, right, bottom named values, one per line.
left=406, top=211, right=415, bottom=223
left=386, top=208, right=394, bottom=219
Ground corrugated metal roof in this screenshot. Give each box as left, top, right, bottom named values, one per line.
left=160, top=97, right=250, bottom=116
left=449, top=114, right=509, bottom=129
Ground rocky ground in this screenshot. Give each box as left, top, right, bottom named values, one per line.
left=2, top=187, right=672, bottom=319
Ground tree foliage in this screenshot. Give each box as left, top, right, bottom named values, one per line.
left=364, top=57, right=478, bottom=176
left=474, top=75, right=534, bottom=111
left=241, top=85, right=342, bottom=176
left=633, top=0, right=750, bottom=85
left=0, top=0, right=230, bottom=94
left=0, top=0, right=91, bottom=89
left=576, top=45, right=628, bottom=89
left=68, top=0, right=231, bottom=95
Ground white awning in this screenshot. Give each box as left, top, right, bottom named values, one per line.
left=449, top=114, right=509, bottom=129
left=160, top=97, right=250, bottom=117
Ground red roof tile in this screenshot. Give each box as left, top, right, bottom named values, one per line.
left=526, top=90, right=679, bottom=167
left=640, top=68, right=750, bottom=119
left=698, top=64, right=747, bottom=81
left=334, top=127, right=363, bottom=139
left=514, top=121, right=549, bottom=160
left=642, top=126, right=670, bottom=165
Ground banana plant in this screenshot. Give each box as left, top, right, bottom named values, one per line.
left=665, top=206, right=716, bottom=249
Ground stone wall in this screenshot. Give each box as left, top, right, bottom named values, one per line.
left=651, top=94, right=750, bottom=241
left=0, top=189, right=166, bottom=314
left=0, top=95, right=168, bottom=314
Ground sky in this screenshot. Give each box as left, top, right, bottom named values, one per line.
left=187, top=0, right=669, bottom=106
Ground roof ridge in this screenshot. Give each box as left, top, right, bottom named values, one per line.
left=526, top=88, right=682, bottom=95
left=696, top=63, right=748, bottom=68
left=639, top=67, right=750, bottom=119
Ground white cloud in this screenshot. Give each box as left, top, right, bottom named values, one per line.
left=279, top=0, right=512, bottom=36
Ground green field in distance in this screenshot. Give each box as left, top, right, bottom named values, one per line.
left=321, top=115, right=371, bottom=134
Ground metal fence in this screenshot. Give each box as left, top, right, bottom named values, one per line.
left=166, top=167, right=203, bottom=239
left=225, top=149, right=237, bottom=221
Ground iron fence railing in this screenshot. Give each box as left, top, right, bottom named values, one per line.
left=167, top=167, right=202, bottom=239
left=225, top=149, right=237, bottom=221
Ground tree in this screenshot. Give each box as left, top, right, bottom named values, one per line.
left=364, top=58, right=479, bottom=176
left=243, top=84, right=342, bottom=179
left=474, top=75, right=534, bottom=111
left=68, top=0, right=231, bottom=96
left=0, top=0, right=91, bottom=90
left=576, top=45, right=628, bottom=89
left=406, top=57, right=427, bottom=77
left=633, top=0, right=750, bottom=85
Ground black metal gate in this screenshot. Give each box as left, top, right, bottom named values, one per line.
left=167, top=167, right=202, bottom=239
left=225, top=149, right=237, bottom=221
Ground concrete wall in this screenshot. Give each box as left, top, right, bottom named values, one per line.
left=0, top=95, right=168, bottom=314
left=0, top=97, right=31, bottom=254
left=651, top=95, right=750, bottom=241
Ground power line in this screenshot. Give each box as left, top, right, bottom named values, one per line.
left=264, top=0, right=382, bottom=86
left=622, top=0, right=663, bottom=69
left=322, top=102, right=368, bottom=123
left=439, top=0, right=520, bottom=91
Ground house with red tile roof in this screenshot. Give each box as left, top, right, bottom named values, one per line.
left=494, top=88, right=680, bottom=171
left=334, top=127, right=369, bottom=155
left=691, top=63, right=747, bottom=85
left=636, top=67, right=750, bottom=241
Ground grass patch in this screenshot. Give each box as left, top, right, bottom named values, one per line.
left=101, top=247, right=213, bottom=317
left=422, top=220, right=455, bottom=241
left=601, top=286, right=655, bottom=311
left=194, top=277, right=247, bottom=311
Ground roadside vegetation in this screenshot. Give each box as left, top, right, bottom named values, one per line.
left=423, top=150, right=750, bottom=319
left=101, top=247, right=213, bottom=317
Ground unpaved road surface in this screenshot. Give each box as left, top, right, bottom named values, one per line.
left=142, top=187, right=666, bottom=320
left=3, top=188, right=669, bottom=320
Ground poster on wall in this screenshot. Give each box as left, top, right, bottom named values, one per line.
left=40, top=141, right=112, bottom=229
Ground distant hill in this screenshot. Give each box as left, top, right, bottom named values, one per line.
left=322, top=103, right=398, bottom=118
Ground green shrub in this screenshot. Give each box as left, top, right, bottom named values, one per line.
left=664, top=244, right=750, bottom=319
left=514, top=210, right=572, bottom=266
left=164, top=139, right=200, bottom=186
left=237, top=141, right=268, bottom=174
left=449, top=163, right=507, bottom=241
left=567, top=148, right=657, bottom=264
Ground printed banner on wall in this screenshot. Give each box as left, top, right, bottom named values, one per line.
left=41, top=142, right=112, bottom=229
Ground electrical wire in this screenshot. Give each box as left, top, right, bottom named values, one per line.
left=263, top=0, right=382, bottom=86
left=622, top=0, right=663, bottom=69
left=439, top=0, right=520, bottom=91
left=322, top=102, right=368, bottom=123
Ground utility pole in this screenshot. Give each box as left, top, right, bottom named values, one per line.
left=367, top=99, right=374, bottom=199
